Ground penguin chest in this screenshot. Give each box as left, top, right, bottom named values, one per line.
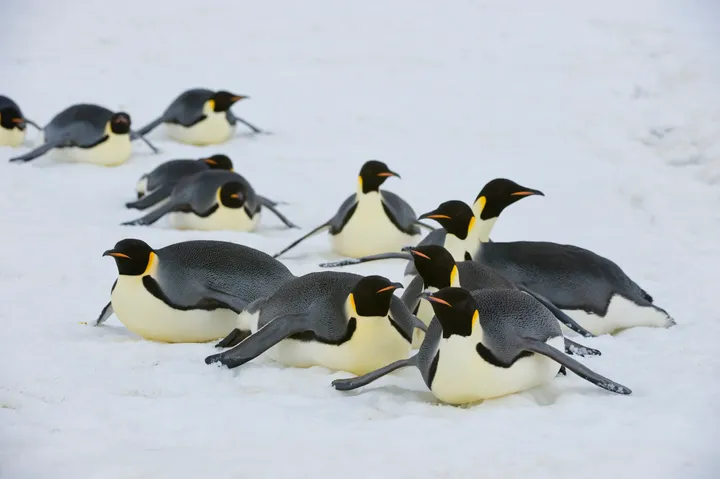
left=267, top=316, right=411, bottom=376
left=60, top=133, right=132, bottom=166
left=168, top=206, right=260, bottom=232
left=331, top=194, right=418, bottom=258
left=0, top=127, right=26, bottom=147
left=165, top=112, right=235, bottom=146
left=430, top=335, right=564, bottom=404
left=443, top=234, right=474, bottom=262
left=110, top=275, right=237, bottom=343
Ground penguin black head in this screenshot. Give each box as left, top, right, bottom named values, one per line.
left=418, top=200, right=475, bottom=239
left=103, top=238, right=154, bottom=276
left=211, top=91, right=248, bottom=112
left=419, top=287, right=478, bottom=338
left=351, top=275, right=404, bottom=317
left=110, top=112, right=131, bottom=135
left=201, top=154, right=234, bottom=171
left=401, top=245, right=457, bottom=289
left=0, top=106, right=25, bottom=130
left=358, top=160, right=401, bottom=194
left=474, top=178, right=544, bottom=220
left=218, top=182, right=247, bottom=209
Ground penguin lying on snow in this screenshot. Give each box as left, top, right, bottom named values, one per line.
left=332, top=287, right=632, bottom=404
left=121, top=170, right=297, bottom=231
left=0, top=95, right=41, bottom=147
left=400, top=244, right=598, bottom=353
left=135, top=88, right=264, bottom=145
left=97, top=238, right=295, bottom=343
left=318, top=178, right=543, bottom=282
left=272, top=160, right=434, bottom=259
left=206, top=273, right=427, bottom=376
left=416, top=200, right=676, bottom=336
left=8, top=103, right=158, bottom=165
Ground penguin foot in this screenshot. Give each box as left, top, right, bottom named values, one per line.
left=564, top=338, right=601, bottom=357
left=215, top=328, right=250, bottom=348
left=557, top=366, right=567, bottom=376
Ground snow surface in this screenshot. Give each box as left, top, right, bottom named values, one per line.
left=2, top=1, right=720, bottom=478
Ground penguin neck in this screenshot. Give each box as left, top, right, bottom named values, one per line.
left=356, top=182, right=381, bottom=199
left=471, top=201, right=498, bottom=242
left=118, top=252, right=158, bottom=279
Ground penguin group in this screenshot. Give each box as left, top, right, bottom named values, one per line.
left=3, top=88, right=677, bottom=406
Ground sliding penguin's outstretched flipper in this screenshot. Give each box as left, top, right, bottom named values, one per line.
left=95, top=302, right=114, bottom=326
left=318, top=252, right=413, bottom=268
left=517, top=285, right=595, bottom=338
left=8, top=140, right=59, bottom=163
left=125, top=184, right=174, bottom=210
left=259, top=202, right=299, bottom=229
left=414, top=221, right=436, bottom=231
left=134, top=116, right=165, bottom=136
left=121, top=200, right=178, bottom=226
left=215, top=328, right=251, bottom=348
left=24, top=118, right=42, bottom=131
left=205, top=312, right=313, bottom=369
left=257, top=195, right=288, bottom=207
left=564, top=338, right=601, bottom=357
left=231, top=114, right=264, bottom=134
left=130, top=130, right=160, bottom=153
left=272, top=223, right=330, bottom=259
left=519, top=337, right=631, bottom=395
left=332, top=355, right=419, bottom=391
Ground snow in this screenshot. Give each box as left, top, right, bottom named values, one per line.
left=2, top=0, right=720, bottom=477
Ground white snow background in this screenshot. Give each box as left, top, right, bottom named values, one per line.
left=1, top=1, right=719, bottom=478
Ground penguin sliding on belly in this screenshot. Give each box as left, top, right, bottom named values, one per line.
left=417, top=200, right=676, bottom=336
left=8, top=104, right=158, bottom=165
left=121, top=170, right=298, bottom=231
left=96, top=238, right=295, bottom=343
left=272, top=160, right=434, bottom=259
left=0, top=95, right=42, bottom=147
left=401, top=244, right=598, bottom=354
left=206, top=273, right=427, bottom=376
left=332, top=287, right=632, bottom=405
left=135, top=88, right=264, bottom=146
left=318, top=178, right=543, bottom=283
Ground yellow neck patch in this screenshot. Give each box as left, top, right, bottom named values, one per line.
left=471, top=310, right=479, bottom=330
left=467, top=215, right=476, bottom=235
left=348, top=293, right=357, bottom=315
left=475, top=196, right=487, bottom=214
left=207, top=99, right=216, bottom=111
left=449, top=265, right=459, bottom=287
left=143, top=252, right=157, bottom=275
left=357, top=176, right=363, bottom=192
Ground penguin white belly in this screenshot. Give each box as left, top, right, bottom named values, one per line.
left=266, top=316, right=411, bottom=376
left=165, top=112, right=235, bottom=146
left=412, top=288, right=438, bottom=348
left=430, top=335, right=564, bottom=405
left=0, top=127, right=25, bottom=147
left=56, top=133, right=132, bottom=166
left=168, top=207, right=260, bottom=232
left=111, top=275, right=237, bottom=343
left=331, top=193, right=419, bottom=258
left=561, top=294, right=674, bottom=336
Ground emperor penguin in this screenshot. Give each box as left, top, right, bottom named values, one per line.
left=8, top=103, right=158, bottom=165
left=400, top=244, right=599, bottom=354
left=96, top=238, right=295, bottom=343
left=317, top=178, right=543, bottom=283
left=332, top=287, right=632, bottom=404
left=416, top=200, right=676, bottom=336
left=121, top=170, right=298, bottom=231
left=206, top=273, right=427, bottom=376
left=135, top=88, right=264, bottom=145
left=272, top=160, right=434, bottom=259
left=0, top=95, right=41, bottom=147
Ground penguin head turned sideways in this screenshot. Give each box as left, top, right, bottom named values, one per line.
left=357, top=160, right=401, bottom=194
left=109, top=112, right=132, bottom=135
left=201, top=154, right=234, bottom=171
left=0, top=106, right=26, bottom=131
left=208, top=91, right=248, bottom=113
left=419, top=287, right=478, bottom=338
left=349, top=275, right=404, bottom=318
left=401, top=245, right=458, bottom=290
left=474, top=178, right=543, bottom=220
left=103, top=238, right=155, bottom=276
left=419, top=200, right=475, bottom=239
left=217, top=181, right=248, bottom=209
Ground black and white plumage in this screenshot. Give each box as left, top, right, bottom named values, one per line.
left=332, top=287, right=632, bottom=404
left=0, top=95, right=41, bottom=147
left=96, top=238, right=295, bottom=343
left=206, top=272, right=427, bottom=376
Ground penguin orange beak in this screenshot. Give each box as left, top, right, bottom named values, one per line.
left=510, top=188, right=544, bottom=197
left=203, top=158, right=217, bottom=165
left=418, top=292, right=452, bottom=307
left=230, top=193, right=241, bottom=199
left=401, top=246, right=431, bottom=260
left=11, top=118, right=24, bottom=124
left=418, top=209, right=452, bottom=221
left=377, top=170, right=400, bottom=178
left=376, top=282, right=404, bottom=293
left=231, top=95, right=249, bottom=102
left=103, top=250, right=130, bottom=259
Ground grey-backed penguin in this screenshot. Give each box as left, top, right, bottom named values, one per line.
left=416, top=200, right=676, bottom=336
left=135, top=88, right=264, bottom=145
left=318, top=178, right=543, bottom=283
left=332, top=287, right=632, bottom=404
left=206, top=273, right=427, bottom=376
left=272, top=160, right=434, bottom=259
left=400, top=244, right=598, bottom=354
left=0, top=95, right=41, bottom=147
left=8, top=103, right=158, bottom=165
left=97, top=238, right=295, bottom=343
left=121, top=170, right=297, bottom=231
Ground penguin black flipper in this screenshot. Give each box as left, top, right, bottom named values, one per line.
left=564, top=338, right=601, bottom=357
left=518, top=337, right=631, bottom=395
left=257, top=195, right=287, bottom=207
left=516, top=285, right=596, bottom=338
left=332, top=356, right=418, bottom=391
left=258, top=202, right=299, bottom=229
left=229, top=112, right=264, bottom=134
left=121, top=199, right=181, bottom=226
left=318, top=252, right=413, bottom=268
left=215, top=328, right=252, bottom=349
left=95, top=302, right=114, bottom=326
left=390, top=295, right=428, bottom=335
left=200, top=284, right=250, bottom=314
left=24, top=118, right=42, bottom=131
left=125, top=184, right=174, bottom=210
left=399, top=275, right=425, bottom=315
left=8, top=140, right=61, bottom=163
left=134, top=116, right=165, bottom=136
left=380, top=191, right=423, bottom=236
left=129, top=130, right=160, bottom=153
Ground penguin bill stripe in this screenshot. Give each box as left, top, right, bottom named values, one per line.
left=510, top=191, right=537, bottom=196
